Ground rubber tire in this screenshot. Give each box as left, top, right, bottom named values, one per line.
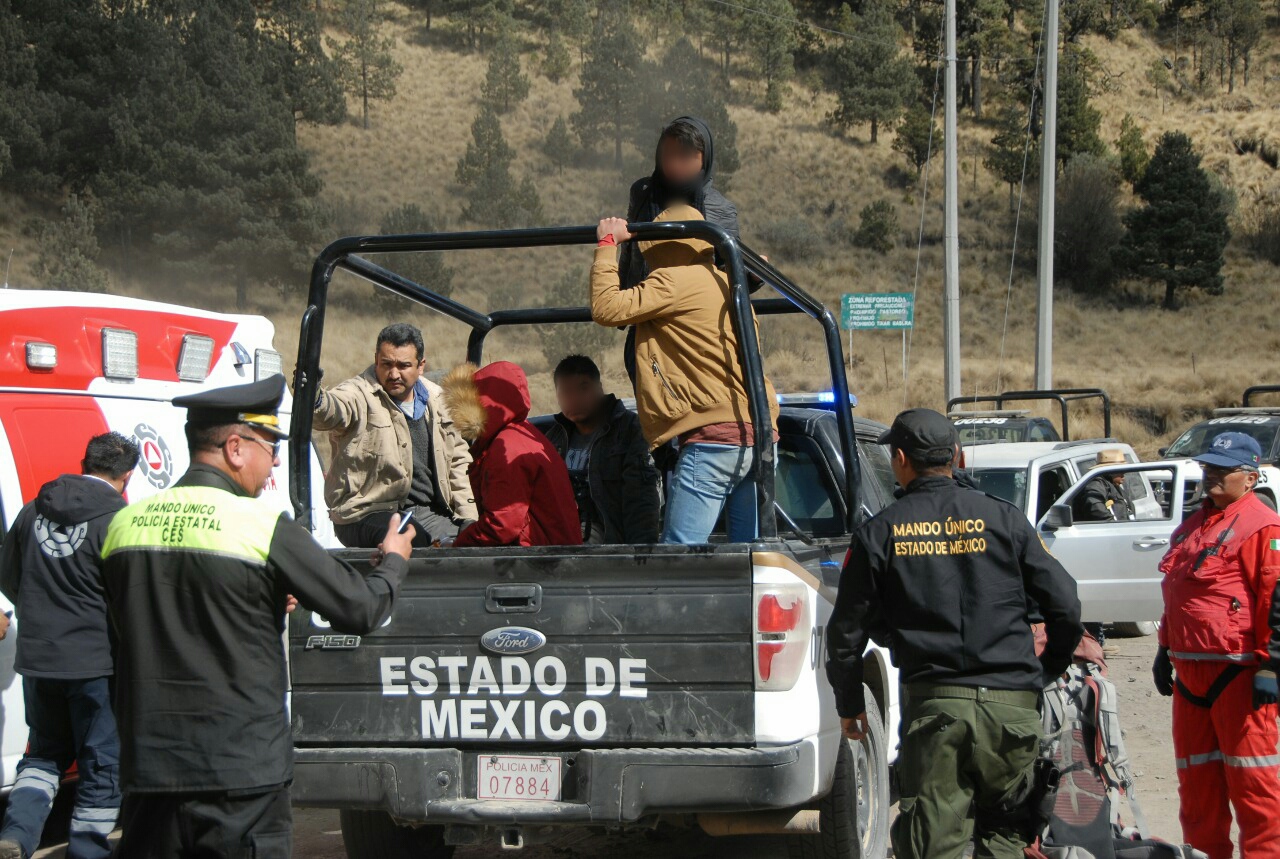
left=339, top=809, right=454, bottom=859
left=1112, top=621, right=1159, bottom=638
left=789, top=685, right=891, bottom=859
left=1259, top=492, right=1278, bottom=512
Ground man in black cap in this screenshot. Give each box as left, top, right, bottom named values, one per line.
left=827, top=407, right=1083, bottom=859
left=100, top=376, right=415, bottom=857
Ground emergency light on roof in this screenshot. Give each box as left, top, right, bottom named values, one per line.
left=177, top=334, right=216, bottom=382
left=24, top=342, right=56, bottom=371
left=255, top=349, right=283, bottom=382
left=101, top=328, right=138, bottom=380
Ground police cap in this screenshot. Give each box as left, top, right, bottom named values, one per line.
left=878, top=408, right=958, bottom=466
left=173, top=375, right=289, bottom=440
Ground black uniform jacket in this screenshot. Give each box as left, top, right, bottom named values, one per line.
left=101, top=463, right=406, bottom=793
left=0, top=474, right=125, bottom=679
left=826, top=475, right=1083, bottom=717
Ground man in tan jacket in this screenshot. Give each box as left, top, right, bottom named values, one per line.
left=591, top=205, right=779, bottom=544
left=313, top=323, right=477, bottom=547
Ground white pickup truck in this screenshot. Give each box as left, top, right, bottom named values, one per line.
left=962, top=440, right=1192, bottom=632
left=1161, top=389, right=1280, bottom=512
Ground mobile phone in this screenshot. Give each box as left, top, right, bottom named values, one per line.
left=396, top=509, right=416, bottom=535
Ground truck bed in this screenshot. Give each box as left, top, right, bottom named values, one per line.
left=289, top=544, right=757, bottom=749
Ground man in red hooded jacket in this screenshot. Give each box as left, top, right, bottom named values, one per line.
left=441, top=361, right=582, bottom=548
left=1155, top=431, right=1280, bottom=859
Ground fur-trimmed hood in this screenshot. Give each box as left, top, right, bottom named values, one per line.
left=441, top=361, right=532, bottom=452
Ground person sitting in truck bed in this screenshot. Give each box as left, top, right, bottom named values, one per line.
left=542, top=355, right=661, bottom=544
left=442, top=361, right=583, bottom=548
left=590, top=205, right=780, bottom=544
left=312, top=323, right=478, bottom=548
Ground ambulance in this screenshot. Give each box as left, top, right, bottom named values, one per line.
left=0, top=287, right=332, bottom=791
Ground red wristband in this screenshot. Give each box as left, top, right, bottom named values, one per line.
left=598, top=234, right=617, bottom=247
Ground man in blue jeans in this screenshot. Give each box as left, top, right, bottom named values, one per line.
left=590, top=207, right=779, bottom=544
left=0, top=432, right=139, bottom=859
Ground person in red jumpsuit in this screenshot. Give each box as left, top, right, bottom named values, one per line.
left=1154, top=431, right=1280, bottom=859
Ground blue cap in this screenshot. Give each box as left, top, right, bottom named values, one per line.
left=1194, top=432, right=1263, bottom=470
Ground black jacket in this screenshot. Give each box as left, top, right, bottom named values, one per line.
left=541, top=396, right=662, bottom=544
left=101, top=463, right=406, bottom=793
left=0, top=474, right=126, bottom=679
left=826, top=475, right=1083, bottom=717
left=1072, top=474, right=1134, bottom=523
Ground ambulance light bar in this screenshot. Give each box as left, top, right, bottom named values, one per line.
left=25, top=342, right=56, bottom=370
left=101, top=328, right=138, bottom=380
left=255, top=349, right=283, bottom=382
left=177, top=334, right=216, bottom=382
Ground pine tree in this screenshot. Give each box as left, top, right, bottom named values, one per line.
left=892, top=103, right=938, bottom=178
left=853, top=200, right=898, bottom=254
left=256, top=0, right=346, bottom=132
left=1055, top=50, right=1105, bottom=166
left=481, top=29, right=530, bottom=112
left=455, top=106, right=543, bottom=227
left=328, top=0, right=403, bottom=129
left=740, top=0, right=798, bottom=112
left=985, top=103, right=1039, bottom=211
left=542, top=30, right=572, bottom=82
left=1115, top=114, right=1149, bottom=186
left=543, top=116, right=574, bottom=175
left=1115, top=132, right=1230, bottom=310
left=376, top=204, right=455, bottom=301
left=1055, top=154, right=1123, bottom=291
left=572, top=1, right=646, bottom=168
left=35, top=195, right=110, bottom=293
left=828, top=1, right=916, bottom=143
left=544, top=0, right=590, bottom=61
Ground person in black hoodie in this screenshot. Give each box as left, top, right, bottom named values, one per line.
left=618, top=116, right=749, bottom=387
left=0, top=432, right=139, bottom=859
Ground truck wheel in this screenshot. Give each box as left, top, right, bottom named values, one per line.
left=1260, top=492, right=1278, bottom=512
left=339, top=810, right=454, bottom=859
left=1112, top=621, right=1159, bottom=638
left=789, top=686, right=891, bottom=859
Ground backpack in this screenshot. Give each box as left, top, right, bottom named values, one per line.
left=1027, top=654, right=1206, bottom=859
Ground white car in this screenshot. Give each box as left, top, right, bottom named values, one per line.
left=1162, top=405, right=1280, bottom=511
left=962, top=441, right=1193, bottom=630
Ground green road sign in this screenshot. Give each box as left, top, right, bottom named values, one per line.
left=840, top=292, right=915, bottom=331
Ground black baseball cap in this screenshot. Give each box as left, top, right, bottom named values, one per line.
left=877, top=408, right=959, bottom=465
left=173, top=375, right=289, bottom=440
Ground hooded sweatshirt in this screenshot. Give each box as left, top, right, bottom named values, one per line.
left=443, top=362, right=583, bottom=548
left=0, top=474, right=126, bottom=678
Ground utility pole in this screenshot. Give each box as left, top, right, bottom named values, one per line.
left=942, top=0, right=961, bottom=403
left=1035, top=0, right=1059, bottom=389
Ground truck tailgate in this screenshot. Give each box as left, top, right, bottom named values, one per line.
left=289, top=546, right=755, bottom=747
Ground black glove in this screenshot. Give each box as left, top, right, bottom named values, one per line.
left=1152, top=646, right=1174, bottom=697
left=1253, top=670, right=1278, bottom=710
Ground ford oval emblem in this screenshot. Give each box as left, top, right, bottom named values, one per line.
left=480, top=626, right=547, bottom=656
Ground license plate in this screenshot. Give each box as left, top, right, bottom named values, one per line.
left=476, top=755, right=562, bottom=801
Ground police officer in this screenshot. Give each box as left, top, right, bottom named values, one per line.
left=101, top=377, right=415, bottom=858
left=1154, top=432, right=1280, bottom=859
left=827, top=408, right=1083, bottom=859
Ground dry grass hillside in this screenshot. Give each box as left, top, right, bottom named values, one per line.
left=5, top=2, right=1280, bottom=456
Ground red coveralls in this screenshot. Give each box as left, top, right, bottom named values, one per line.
left=1159, top=490, right=1280, bottom=859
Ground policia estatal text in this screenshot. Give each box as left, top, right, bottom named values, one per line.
left=101, top=376, right=415, bottom=858
left=827, top=408, right=1083, bottom=859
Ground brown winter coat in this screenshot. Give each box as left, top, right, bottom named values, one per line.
left=590, top=205, right=780, bottom=450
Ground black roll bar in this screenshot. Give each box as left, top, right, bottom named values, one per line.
left=290, top=222, right=862, bottom=538
left=1243, top=385, right=1280, bottom=408
left=946, top=388, right=1111, bottom=441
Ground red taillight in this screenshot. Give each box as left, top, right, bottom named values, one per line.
left=752, top=583, right=811, bottom=692
left=758, top=593, right=802, bottom=633
left=757, top=642, right=785, bottom=682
